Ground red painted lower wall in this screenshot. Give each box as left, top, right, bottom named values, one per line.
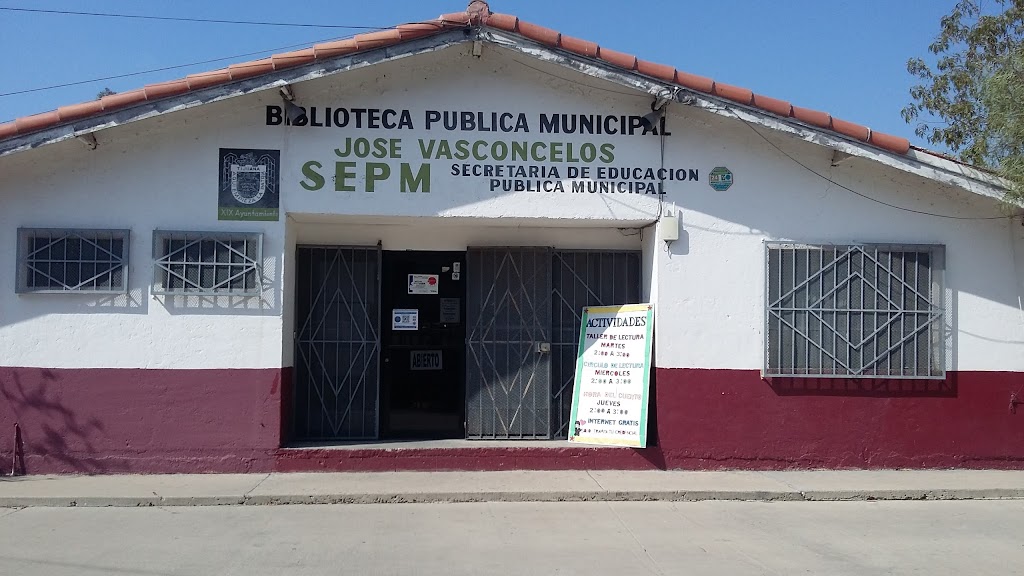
left=0, top=367, right=285, bottom=474
left=652, top=368, right=1024, bottom=469
left=1, top=366, right=1022, bottom=473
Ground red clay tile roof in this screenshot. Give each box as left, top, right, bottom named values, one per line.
left=0, top=1, right=911, bottom=155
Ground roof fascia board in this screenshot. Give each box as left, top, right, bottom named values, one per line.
left=0, top=28, right=472, bottom=158
left=707, top=101, right=1010, bottom=203
left=481, top=29, right=1010, bottom=203
left=1, top=24, right=1012, bottom=206
left=905, top=148, right=1010, bottom=189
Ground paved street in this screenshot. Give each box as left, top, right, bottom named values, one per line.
left=1, top=500, right=1022, bottom=575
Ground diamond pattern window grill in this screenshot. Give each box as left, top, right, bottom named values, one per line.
left=16, top=228, right=130, bottom=293
left=765, top=243, right=946, bottom=379
left=152, top=231, right=262, bottom=296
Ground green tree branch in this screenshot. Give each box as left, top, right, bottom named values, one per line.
left=904, top=0, right=1024, bottom=202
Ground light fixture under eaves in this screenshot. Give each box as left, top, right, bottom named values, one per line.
left=640, top=100, right=667, bottom=132
left=640, top=88, right=680, bottom=132
left=283, top=100, right=306, bottom=124
left=77, top=133, right=98, bottom=150
left=279, top=85, right=306, bottom=124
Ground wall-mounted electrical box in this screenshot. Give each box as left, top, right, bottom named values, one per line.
left=659, top=214, right=679, bottom=243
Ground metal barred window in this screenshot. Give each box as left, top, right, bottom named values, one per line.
left=765, top=243, right=945, bottom=379
left=152, top=231, right=262, bottom=296
left=16, top=228, right=130, bottom=293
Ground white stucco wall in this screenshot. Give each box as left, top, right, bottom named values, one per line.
left=0, top=125, right=284, bottom=369
left=0, top=43, right=1020, bottom=372
left=649, top=108, right=1024, bottom=371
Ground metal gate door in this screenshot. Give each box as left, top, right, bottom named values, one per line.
left=466, top=248, right=552, bottom=439
left=294, top=246, right=380, bottom=440
left=551, top=251, right=642, bottom=438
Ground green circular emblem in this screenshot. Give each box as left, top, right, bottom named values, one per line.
left=709, top=167, right=734, bottom=191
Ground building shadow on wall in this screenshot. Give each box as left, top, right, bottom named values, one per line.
left=0, top=289, right=147, bottom=330
left=636, top=364, right=666, bottom=470
left=766, top=373, right=958, bottom=398
left=159, top=294, right=276, bottom=315
left=675, top=150, right=1024, bottom=327
left=0, top=369, right=107, bottom=474
left=158, top=256, right=280, bottom=316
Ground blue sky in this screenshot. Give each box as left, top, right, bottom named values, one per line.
left=0, top=0, right=954, bottom=149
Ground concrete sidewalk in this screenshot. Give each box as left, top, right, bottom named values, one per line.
left=1, top=469, right=1022, bottom=508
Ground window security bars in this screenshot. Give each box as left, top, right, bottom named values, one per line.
left=765, top=244, right=945, bottom=379
left=152, top=231, right=262, bottom=296
left=16, top=228, right=129, bottom=293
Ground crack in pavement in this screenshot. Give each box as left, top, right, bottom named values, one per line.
left=754, top=470, right=808, bottom=500
left=243, top=473, right=272, bottom=500
left=585, top=470, right=607, bottom=492
left=604, top=501, right=667, bottom=576
left=0, top=507, right=25, bottom=520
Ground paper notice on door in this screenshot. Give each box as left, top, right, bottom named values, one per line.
left=392, top=309, right=418, bottom=331
left=408, top=274, right=439, bottom=294
left=440, top=298, right=460, bottom=323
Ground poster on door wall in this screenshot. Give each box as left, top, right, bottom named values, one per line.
left=567, top=304, right=654, bottom=448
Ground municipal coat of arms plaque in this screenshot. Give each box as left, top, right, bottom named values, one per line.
left=218, top=148, right=280, bottom=221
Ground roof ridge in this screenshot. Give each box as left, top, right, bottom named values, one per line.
left=0, top=2, right=912, bottom=156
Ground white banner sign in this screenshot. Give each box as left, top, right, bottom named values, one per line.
left=568, top=304, right=654, bottom=448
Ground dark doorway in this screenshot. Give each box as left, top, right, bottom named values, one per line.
left=380, top=251, right=466, bottom=439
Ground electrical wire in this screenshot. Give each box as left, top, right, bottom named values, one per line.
left=0, top=35, right=350, bottom=98
left=0, top=7, right=386, bottom=29
left=509, top=58, right=651, bottom=99
left=741, top=119, right=1018, bottom=221
left=513, top=54, right=1019, bottom=222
